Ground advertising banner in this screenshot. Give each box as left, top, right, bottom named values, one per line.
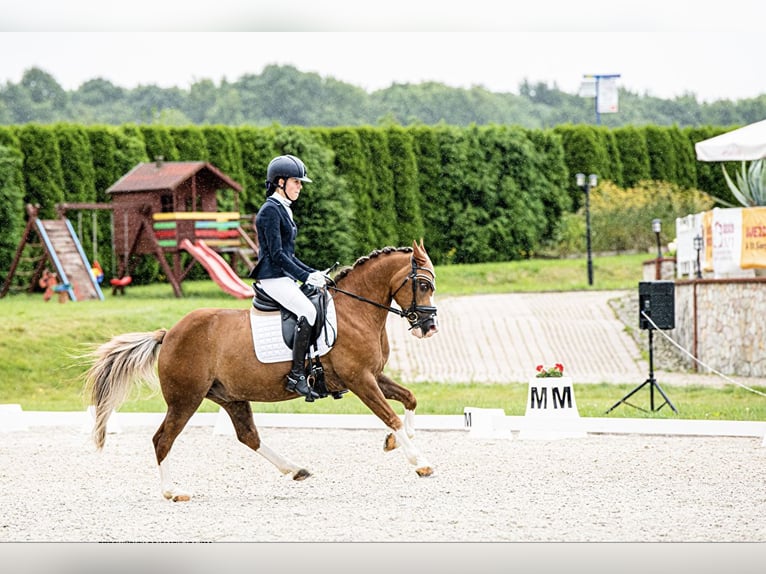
left=678, top=207, right=766, bottom=277
left=711, top=208, right=742, bottom=275
left=597, top=77, right=619, bottom=114
left=740, top=206, right=766, bottom=268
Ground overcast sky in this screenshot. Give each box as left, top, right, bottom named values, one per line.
left=2, top=1, right=765, bottom=103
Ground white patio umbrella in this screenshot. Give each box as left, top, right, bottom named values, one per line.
left=695, top=119, right=766, bottom=161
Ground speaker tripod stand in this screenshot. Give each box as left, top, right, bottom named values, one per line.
left=606, top=328, right=678, bottom=414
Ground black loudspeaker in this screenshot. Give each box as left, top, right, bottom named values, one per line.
left=638, top=281, right=675, bottom=330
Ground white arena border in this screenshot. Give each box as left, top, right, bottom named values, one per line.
left=1, top=405, right=765, bottom=442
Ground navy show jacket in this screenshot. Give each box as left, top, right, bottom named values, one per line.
left=249, top=196, right=314, bottom=282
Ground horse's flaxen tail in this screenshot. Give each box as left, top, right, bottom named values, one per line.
left=84, top=329, right=167, bottom=449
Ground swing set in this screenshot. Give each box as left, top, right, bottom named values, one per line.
left=56, top=202, right=132, bottom=295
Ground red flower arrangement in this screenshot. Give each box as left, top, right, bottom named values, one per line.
left=535, top=363, right=564, bottom=378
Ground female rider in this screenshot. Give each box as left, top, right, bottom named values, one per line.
left=249, top=154, right=326, bottom=400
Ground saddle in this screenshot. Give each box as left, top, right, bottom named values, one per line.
left=252, top=282, right=331, bottom=349
left=251, top=282, right=343, bottom=400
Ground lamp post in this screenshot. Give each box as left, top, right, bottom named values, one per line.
left=576, top=173, right=597, bottom=286
left=693, top=234, right=703, bottom=279
left=652, top=219, right=662, bottom=280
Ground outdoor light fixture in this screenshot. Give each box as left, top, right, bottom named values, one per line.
left=693, top=234, right=703, bottom=279
left=575, top=173, right=598, bottom=286
left=652, top=218, right=662, bottom=259
left=652, top=219, right=662, bottom=279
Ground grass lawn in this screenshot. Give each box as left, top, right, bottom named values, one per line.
left=1, top=253, right=764, bottom=420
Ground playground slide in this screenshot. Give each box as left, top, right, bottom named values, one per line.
left=36, top=218, right=105, bottom=301
left=180, top=239, right=254, bottom=299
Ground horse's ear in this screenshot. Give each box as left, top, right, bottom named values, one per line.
left=412, top=238, right=429, bottom=264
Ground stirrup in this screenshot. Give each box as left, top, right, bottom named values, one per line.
left=286, top=373, right=319, bottom=402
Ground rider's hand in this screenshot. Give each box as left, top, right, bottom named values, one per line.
left=306, top=271, right=327, bottom=287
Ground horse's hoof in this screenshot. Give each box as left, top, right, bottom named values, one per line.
left=293, top=468, right=311, bottom=481
left=163, top=490, right=191, bottom=502
left=383, top=433, right=397, bottom=452
left=415, top=466, right=434, bottom=477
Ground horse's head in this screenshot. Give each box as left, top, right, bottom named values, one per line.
left=392, top=239, right=439, bottom=339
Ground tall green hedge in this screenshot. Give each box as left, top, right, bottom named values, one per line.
left=525, top=128, right=571, bottom=240
left=0, top=145, right=25, bottom=276
left=201, top=125, right=244, bottom=212
left=357, top=127, right=398, bottom=248
left=55, top=123, right=96, bottom=203
left=409, top=125, right=444, bottom=258
left=235, top=126, right=276, bottom=214
left=170, top=126, right=209, bottom=163
left=272, top=127, right=356, bottom=268
left=0, top=121, right=740, bottom=292
left=613, top=126, right=651, bottom=187
left=320, top=127, right=377, bottom=255
left=386, top=125, right=424, bottom=245
left=554, top=125, right=606, bottom=210
left=17, top=124, right=66, bottom=219
left=645, top=125, right=678, bottom=183
left=685, top=125, right=736, bottom=205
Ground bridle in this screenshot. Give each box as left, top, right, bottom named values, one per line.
left=327, top=257, right=437, bottom=331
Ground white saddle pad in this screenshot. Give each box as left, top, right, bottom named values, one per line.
left=249, top=299, right=337, bottom=364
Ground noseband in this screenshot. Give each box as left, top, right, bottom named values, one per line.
left=328, top=257, right=437, bottom=331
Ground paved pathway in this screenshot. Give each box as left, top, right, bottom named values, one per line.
left=385, top=290, right=763, bottom=388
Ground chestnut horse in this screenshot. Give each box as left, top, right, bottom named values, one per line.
left=84, top=240, right=438, bottom=501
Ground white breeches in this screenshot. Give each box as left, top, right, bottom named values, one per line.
left=258, top=277, right=317, bottom=325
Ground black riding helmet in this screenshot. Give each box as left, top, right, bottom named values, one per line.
left=265, top=155, right=312, bottom=192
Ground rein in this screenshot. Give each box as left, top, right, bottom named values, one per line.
left=328, top=284, right=406, bottom=316
left=327, top=257, right=437, bottom=330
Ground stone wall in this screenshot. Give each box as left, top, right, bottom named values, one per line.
left=642, top=258, right=676, bottom=281
left=671, top=278, right=766, bottom=376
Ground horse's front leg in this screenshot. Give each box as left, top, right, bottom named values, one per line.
left=376, top=373, right=417, bottom=449
left=355, top=373, right=433, bottom=477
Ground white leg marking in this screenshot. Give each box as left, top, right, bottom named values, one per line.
left=404, top=409, right=416, bottom=439
left=159, top=459, right=190, bottom=501
left=257, top=443, right=303, bottom=476
left=393, top=427, right=431, bottom=469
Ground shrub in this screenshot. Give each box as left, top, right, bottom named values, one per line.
left=548, top=180, right=716, bottom=255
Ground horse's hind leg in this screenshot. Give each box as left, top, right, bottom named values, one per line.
left=214, top=399, right=311, bottom=481
left=153, top=400, right=202, bottom=502
left=376, top=373, right=418, bottom=450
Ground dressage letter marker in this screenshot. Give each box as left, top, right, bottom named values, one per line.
left=463, top=407, right=509, bottom=439
left=519, top=377, right=586, bottom=440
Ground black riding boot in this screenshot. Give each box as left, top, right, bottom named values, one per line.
left=286, top=317, right=319, bottom=401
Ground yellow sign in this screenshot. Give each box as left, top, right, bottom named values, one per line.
left=741, top=207, right=766, bottom=268
left=152, top=211, right=240, bottom=221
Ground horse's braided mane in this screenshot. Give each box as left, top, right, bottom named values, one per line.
left=333, top=246, right=413, bottom=284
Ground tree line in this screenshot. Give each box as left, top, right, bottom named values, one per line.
left=2, top=65, right=766, bottom=129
